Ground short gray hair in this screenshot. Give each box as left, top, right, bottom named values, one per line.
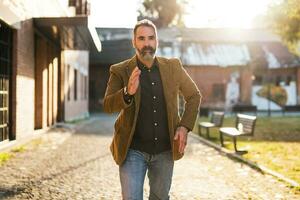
left=133, top=19, right=157, bottom=37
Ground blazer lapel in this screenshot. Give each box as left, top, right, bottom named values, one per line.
left=126, top=55, right=137, bottom=77
left=156, top=57, right=171, bottom=100
left=156, top=57, right=172, bottom=111
left=156, top=57, right=175, bottom=137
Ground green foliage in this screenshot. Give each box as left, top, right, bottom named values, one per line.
left=0, top=145, right=27, bottom=166
left=268, top=0, right=300, bottom=55
left=0, top=152, right=12, bottom=166
left=138, top=0, right=187, bottom=28
left=256, top=84, right=287, bottom=107
left=11, top=146, right=26, bottom=153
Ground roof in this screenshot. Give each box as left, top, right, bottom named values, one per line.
left=91, top=27, right=300, bottom=67
left=34, top=16, right=101, bottom=52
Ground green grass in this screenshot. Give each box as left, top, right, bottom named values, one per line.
left=0, top=152, right=12, bottom=166
left=0, top=138, right=46, bottom=167
left=195, top=116, right=300, bottom=190
left=11, top=145, right=26, bottom=153
left=0, top=145, right=28, bottom=166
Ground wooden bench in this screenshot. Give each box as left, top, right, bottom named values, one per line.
left=219, top=114, right=257, bottom=152
left=198, top=111, right=224, bottom=138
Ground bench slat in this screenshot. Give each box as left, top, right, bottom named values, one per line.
left=210, top=112, right=224, bottom=127
left=219, top=113, right=257, bottom=152
left=199, top=111, right=224, bottom=138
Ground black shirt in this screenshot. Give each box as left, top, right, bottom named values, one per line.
left=130, top=58, right=171, bottom=154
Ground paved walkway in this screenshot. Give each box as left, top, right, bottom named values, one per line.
left=0, top=114, right=299, bottom=199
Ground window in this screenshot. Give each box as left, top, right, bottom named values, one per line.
left=80, top=74, right=83, bottom=100
left=85, top=76, right=88, bottom=99
left=0, top=20, right=12, bottom=141
left=253, top=75, right=262, bottom=85
left=81, top=74, right=84, bottom=100
left=286, top=76, right=292, bottom=86
left=67, top=65, right=71, bottom=101
left=82, top=75, right=86, bottom=100
left=81, top=75, right=86, bottom=100
left=212, top=84, right=225, bottom=101
left=69, top=0, right=76, bottom=6
left=74, top=69, right=77, bottom=100
left=275, top=76, right=281, bottom=86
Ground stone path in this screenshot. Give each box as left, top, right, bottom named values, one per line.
left=0, top=114, right=299, bottom=199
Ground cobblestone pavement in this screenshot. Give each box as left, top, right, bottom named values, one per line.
left=0, top=114, right=299, bottom=200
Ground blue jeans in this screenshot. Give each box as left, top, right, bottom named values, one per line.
left=119, top=149, right=174, bottom=200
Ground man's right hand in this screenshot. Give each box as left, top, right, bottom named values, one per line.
left=127, top=67, right=141, bottom=95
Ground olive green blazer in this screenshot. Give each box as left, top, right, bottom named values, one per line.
left=103, top=55, right=201, bottom=165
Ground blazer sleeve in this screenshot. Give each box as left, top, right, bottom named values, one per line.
left=173, top=58, right=202, bottom=131
left=103, top=65, right=132, bottom=113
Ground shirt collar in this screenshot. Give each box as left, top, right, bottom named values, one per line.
left=136, top=56, right=158, bottom=71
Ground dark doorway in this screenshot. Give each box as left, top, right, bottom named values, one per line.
left=0, top=20, right=13, bottom=142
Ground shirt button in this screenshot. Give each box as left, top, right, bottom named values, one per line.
left=152, top=82, right=155, bottom=85
left=148, top=69, right=151, bottom=72
left=154, top=122, right=158, bottom=126
left=154, top=137, right=158, bottom=141
left=153, top=96, right=156, bottom=99
left=153, top=110, right=157, bottom=113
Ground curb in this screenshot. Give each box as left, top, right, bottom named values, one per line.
left=0, top=117, right=94, bottom=154
left=190, top=132, right=300, bottom=188
left=0, top=127, right=51, bottom=153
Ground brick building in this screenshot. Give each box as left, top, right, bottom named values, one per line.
left=0, top=0, right=101, bottom=146
left=89, top=27, right=300, bottom=112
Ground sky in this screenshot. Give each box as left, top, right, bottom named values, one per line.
left=89, top=0, right=279, bottom=28
left=89, top=0, right=140, bottom=28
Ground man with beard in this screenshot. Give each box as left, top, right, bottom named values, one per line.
left=103, top=19, right=201, bottom=200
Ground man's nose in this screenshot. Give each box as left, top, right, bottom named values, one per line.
left=143, top=39, right=150, bottom=46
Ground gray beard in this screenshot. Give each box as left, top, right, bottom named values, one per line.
left=136, top=46, right=156, bottom=62
left=142, top=53, right=154, bottom=62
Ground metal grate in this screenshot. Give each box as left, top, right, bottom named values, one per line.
left=0, top=20, right=12, bottom=142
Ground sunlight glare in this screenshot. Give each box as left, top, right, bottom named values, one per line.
left=185, top=0, right=275, bottom=28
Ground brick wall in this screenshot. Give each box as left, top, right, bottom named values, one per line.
left=185, top=66, right=232, bottom=107
left=34, top=36, right=46, bottom=129
left=15, top=19, right=35, bottom=139
left=240, top=67, right=253, bottom=104
left=90, top=65, right=254, bottom=111
left=185, top=66, right=254, bottom=107
left=1, top=0, right=89, bottom=145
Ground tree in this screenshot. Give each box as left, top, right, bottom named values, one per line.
left=138, top=0, right=187, bottom=28
left=268, top=0, right=300, bottom=55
